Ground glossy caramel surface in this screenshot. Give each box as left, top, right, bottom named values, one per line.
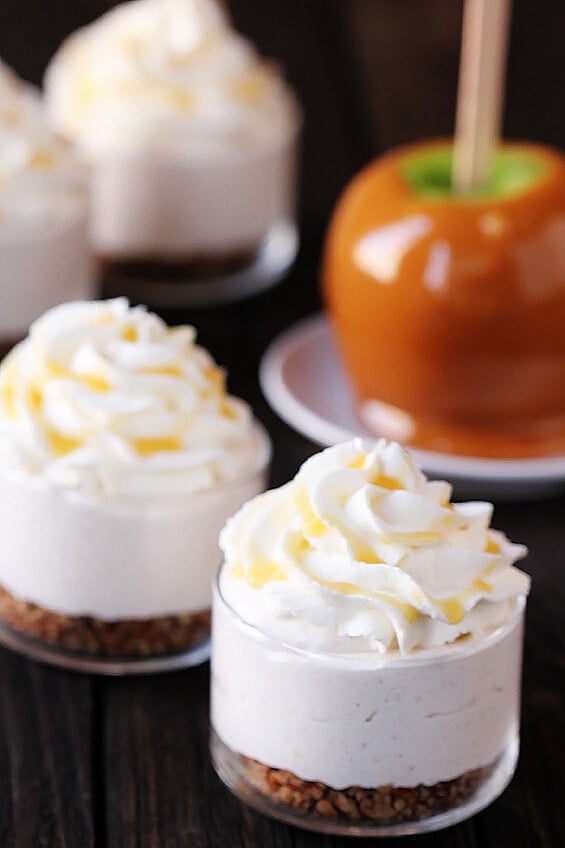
left=323, top=141, right=565, bottom=458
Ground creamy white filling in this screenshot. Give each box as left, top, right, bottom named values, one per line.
left=88, top=134, right=298, bottom=257
left=212, top=588, right=524, bottom=788
left=0, top=212, right=94, bottom=339
left=0, top=428, right=269, bottom=619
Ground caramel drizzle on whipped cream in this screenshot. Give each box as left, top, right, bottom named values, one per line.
left=0, top=302, right=239, bottom=461
left=231, top=451, right=506, bottom=627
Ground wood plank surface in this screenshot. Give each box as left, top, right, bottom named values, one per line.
left=0, top=653, right=95, bottom=847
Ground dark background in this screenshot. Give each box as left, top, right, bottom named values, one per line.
left=0, top=2, right=564, bottom=846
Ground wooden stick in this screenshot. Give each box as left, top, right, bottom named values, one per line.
left=453, top=0, right=512, bottom=193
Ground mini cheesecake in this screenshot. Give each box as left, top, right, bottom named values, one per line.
left=211, top=439, right=530, bottom=835
left=0, top=298, right=270, bottom=669
left=0, top=60, right=93, bottom=345
left=44, top=0, right=301, bottom=294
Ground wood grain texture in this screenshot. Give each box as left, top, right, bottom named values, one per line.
left=341, top=0, right=462, bottom=151
left=103, top=666, right=211, bottom=848
left=0, top=652, right=94, bottom=848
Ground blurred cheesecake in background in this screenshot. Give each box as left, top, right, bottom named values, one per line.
left=0, top=60, right=93, bottom=347
left=44, top=0, right=301, bottom=304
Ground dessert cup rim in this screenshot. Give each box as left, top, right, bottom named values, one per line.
left=214, top=570, right=526, bottom=668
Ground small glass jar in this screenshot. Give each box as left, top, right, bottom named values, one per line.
left=44, top=1, right=303, bottom=312
left=0, top=425, right=270, bottom=675
left=96, top=125, right=301, bottom=309
left=0, top=197, right=94, bottom=354
left=211, top=571, right=526, bottom=837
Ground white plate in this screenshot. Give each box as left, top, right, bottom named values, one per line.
left=259, top=313, right=565, bottom=500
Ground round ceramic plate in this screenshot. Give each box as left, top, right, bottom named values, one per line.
left=259, top=313, right=565, bottom=501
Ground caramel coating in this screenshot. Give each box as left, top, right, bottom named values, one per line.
left=323, top=140, right=565, bottom=458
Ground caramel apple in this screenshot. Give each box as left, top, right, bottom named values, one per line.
left=323, top=139, right=565, bottom=458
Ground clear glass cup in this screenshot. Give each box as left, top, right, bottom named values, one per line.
left=211, top=571, right=526, bottom=836
left=0, top=200, right=94, bottom=352
left=96, top=123, right=301, bottom=309
left=0, top=425, right=271, bottom=675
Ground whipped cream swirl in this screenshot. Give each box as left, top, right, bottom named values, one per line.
left=0, top=60, right=84, bottom=228
left=220, top=439, right=530, bottom=653
left=44, top=0, right=299, bottom=157
left=0, top=298, right=262, bottom=496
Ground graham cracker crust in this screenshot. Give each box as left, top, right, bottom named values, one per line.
left=243, top=756, right=491, bottom=825
left=0, top=584, right=210, bottom=658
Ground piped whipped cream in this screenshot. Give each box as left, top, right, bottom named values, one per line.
left=44, top=0, right=299, bottom=157
left=220, top=439, right=530, bottom=653
left=0, top=59, right=84, bottom=229
left=0, top=298, right=262, bottom=496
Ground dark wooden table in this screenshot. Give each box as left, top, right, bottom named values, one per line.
left=1, top=1, right=564, bottom=845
